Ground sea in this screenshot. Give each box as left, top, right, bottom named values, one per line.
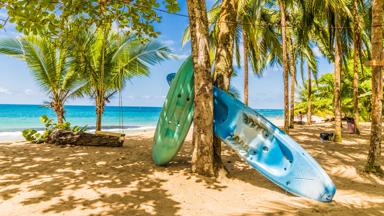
left=0, top=104, right=283, bottom=141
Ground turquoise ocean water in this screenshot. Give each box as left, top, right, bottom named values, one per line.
left=0, top=104, right=283, bottom=141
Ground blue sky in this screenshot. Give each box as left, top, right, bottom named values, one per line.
left=0, top=1, right=333, bottom=109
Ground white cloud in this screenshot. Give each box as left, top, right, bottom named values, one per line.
left=24, top=89, right=33, bottom=95
left=0, top=87, right=11, bottom=95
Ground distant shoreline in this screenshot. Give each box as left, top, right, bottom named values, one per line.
left=0, top=103, right=285, bottom=110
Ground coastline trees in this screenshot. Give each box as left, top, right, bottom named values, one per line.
left=0, top=36, right=86, bottom=124
left=71, top=30, right=172, bottom=131
left=365, top=0, right=383, bottom=173
left=295, top=59, right=372, bottom=121
left=0, top=0, right=179, bottom=131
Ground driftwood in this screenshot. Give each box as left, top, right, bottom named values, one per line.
left=47, top=129, right=124, bottom=147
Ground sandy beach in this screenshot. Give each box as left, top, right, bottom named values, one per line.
left=0, top=122, right=383, bottom=216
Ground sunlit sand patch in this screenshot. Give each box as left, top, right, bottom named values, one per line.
left=22, top=164, right=40, bottom=170
left=334, top=190, right=384, bottom=206
left=332, top=152, right=359, bottom=163
left=68, top=152, right=89, bottom=156
left=32, top=157, right=54, bottom=162
left=331, top=165, right=384, bottom=185
left=55, top=168, right=85, bottom=175
left=0, top=173, right=21, bottom=180
left=96, top=161, right=107, bottom=166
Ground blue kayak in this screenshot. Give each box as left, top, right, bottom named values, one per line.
left=213, top=87, right=335, bottom=202
left=164, top=73, right=336, bottom=202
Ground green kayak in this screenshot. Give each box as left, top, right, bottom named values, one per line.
left=152, top=56, right=194, bottom=165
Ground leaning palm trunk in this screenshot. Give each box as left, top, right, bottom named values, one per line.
left=307, top=65, right=312, bottom=125
left=186, top=0, right=217, bottom=176
left=289, top=39, right=295, bottom=129
left=365, top=0, right=383, bottom=173
left=334, top=16, right=343, bottom=143
left=243, top=30, right=249, bottom=106
left=213, top=0, right=238, bottom=90
left=278, top=0, right=290, bottom=133
left=352, top=0, right=360, bottom=134
left=212, top=0, right=238, bottom=176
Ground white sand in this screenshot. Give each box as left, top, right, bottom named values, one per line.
left=0, top=122, right=383, bottom=215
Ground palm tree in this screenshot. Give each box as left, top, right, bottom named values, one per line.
left=295, top=58, right=373, bottom=121
left=182, top=0, right=281, bottom=92
left=352, top=0, right=360, bottom=134
left=277, top=0, right=290, bottom=133
left=288, top=37, right=296, bottom=128
left=72, top=29, right=173, bottom=131
left=212, top=0, right=238, bottom=91
left=307, top=0, right=353, bottom=142
left=307, top=64, right=312, bottom=125
left=0, top=36, right=86, bottom=124
left=365, top=0, right=383, bottom=173
left=243, top=30, right=249, bottom=106
left=186, top=0, right=218, bottom=176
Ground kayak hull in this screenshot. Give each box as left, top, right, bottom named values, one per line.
left=152, top=57, right=194, bottom=165
left=213, top=87, right=336, bottom=202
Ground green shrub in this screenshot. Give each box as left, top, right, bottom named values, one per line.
left=22, top=115, right=87, bottom=143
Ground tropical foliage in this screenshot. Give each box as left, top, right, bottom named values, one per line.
left=0, top=36, right=86, bottom=123
left=22, top=115, right=87, bottom=144
left=71, top=29, right=174, bottom=131
left=0, top=0, right=179, bottom=40
left=0, top=0, right=382, bottom=174
left=295, top=59, right=372, bottom=121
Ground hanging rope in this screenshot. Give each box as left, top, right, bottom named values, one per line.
left=117, top=26, right=125, bottom=134
left=119, top=90, right=124, bottom=133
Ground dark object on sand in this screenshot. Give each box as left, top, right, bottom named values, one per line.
left=346, top=117, right=356, bottom=134
left=47, top=129, right=124, bottom=147
left=320, top=132, right=334, bottom=142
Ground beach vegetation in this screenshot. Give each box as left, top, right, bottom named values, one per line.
left=0, top=0, right=179, bottom=42
left=71, top=29, right=173, bottom=131
left=295, top=59, right=373, bottom=121
left=22, top=115, right=87, bottom=144
left=0, top=36, right=87, bottom=124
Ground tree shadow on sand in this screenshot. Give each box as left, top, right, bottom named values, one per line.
left=0, top=137, right=181, bottom=215
left=0, top=123, right=383, bottom=215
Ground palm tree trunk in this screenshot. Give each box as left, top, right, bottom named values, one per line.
left=365, top=0, right=383, bottom=173
left=186, top=0, right=217, bottom=177
left=96, top=93, right=104, bottom=131
left=352, top=0, right=360, bottom=134
left=289, top=38, right=295, bottom=129
left=307, top=65, right=312, bottom=125
left=213, top=0, right=238, bottom=90
left=52, top=99, right=65, bottom=124
left=211, top=0, right=238, bottom=177
left=278, top=0, right=289, bottom=133
left=95, top=24, right=107, bottom=132
left=243, top=30, right=249, bottom=106
left=334, top=15, right=343, bottom=143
